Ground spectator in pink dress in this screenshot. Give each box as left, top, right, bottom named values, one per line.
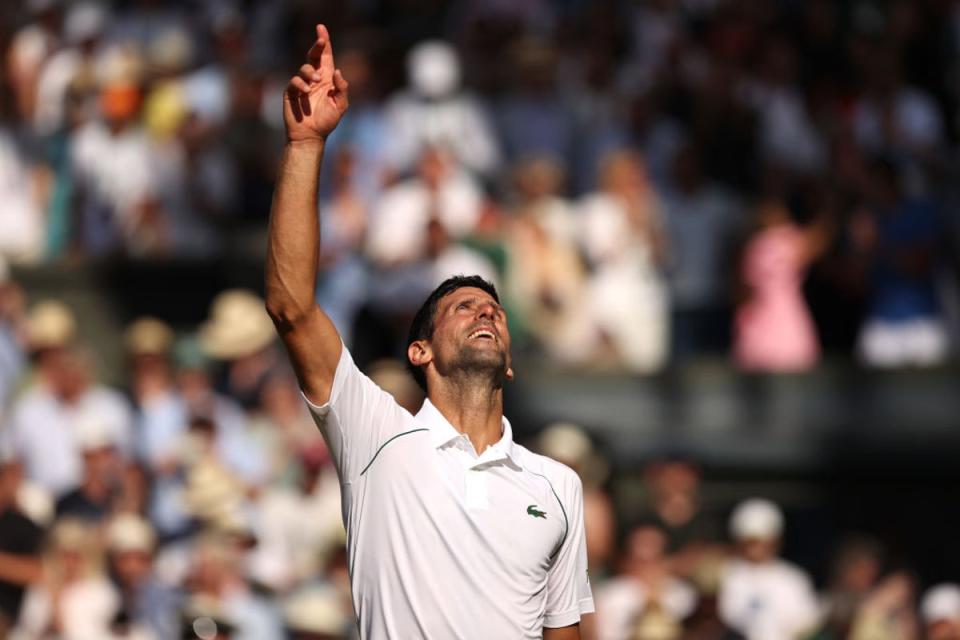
left=734, top=199, right=830, bottom=372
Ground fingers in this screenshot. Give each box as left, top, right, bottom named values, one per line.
left=316, top=24, right=335, bottom=75
left=333, top=68, right=348, bottom=93
left=289, top=76, right=310, bottom=95
left=299, top=63, right=320, bottom=84
left=285, top=85, right=304, bottom=123
left=333, top=69, right=349, bottom=111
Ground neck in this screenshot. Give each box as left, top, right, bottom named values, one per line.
left=428, top=375, right=504, bottom=454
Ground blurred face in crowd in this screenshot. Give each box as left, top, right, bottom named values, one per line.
left=740, top=536, right=779, bottom=564
left=81, top=445, right=119, bottom=492
left=417, top=147, right=452, bottom=190
left=44, top=348, right=91, bottom=402
left=645, top=460, right=700, bottom=526
left=414, top=287, right=512, bottom=390
left=625, top=525, right=668, bottom=568
left=111, top=548, right=152, bottom=587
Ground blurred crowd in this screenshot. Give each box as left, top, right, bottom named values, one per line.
left=2, top=0, right=960, bottom=639
left=1, top=0, right=959, bottom=371
left=3, top=284, right=960, bottom=640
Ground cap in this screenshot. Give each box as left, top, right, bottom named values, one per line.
left=408, top=40, right=460, bottom=98
left=73, top=416, right=117, bottom=451
left=729, top=498, right=784, bottom=541
left=27, top=300, right=76, bottom=350
left=922, top=584, right=960, bottom=623
left=125, top=316, right=174, bottom=357
left=107, top=513, right=156, bottom=554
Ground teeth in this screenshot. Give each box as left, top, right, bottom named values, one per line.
left=469, top=329, right=494, bottom=339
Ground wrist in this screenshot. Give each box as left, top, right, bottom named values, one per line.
left=287, top=137, right=327, bottom=151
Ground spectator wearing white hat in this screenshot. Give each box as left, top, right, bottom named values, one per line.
left=922, top=584, right=960, bottom=640
left=55, top=416, right=124, bottom=522
left=8, top=301, right=133, bottom=496
left=107, top=513, right=180, bottom=640
left=717, top=498, right=820, bottom=640
left=14, top=518, right=123, bottom=640
left=382, top=40, right=501, bottom=177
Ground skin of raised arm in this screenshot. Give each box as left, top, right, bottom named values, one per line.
left=543, top=623, right=581, bottom=640
left=264, top=24, right=349, bottom=405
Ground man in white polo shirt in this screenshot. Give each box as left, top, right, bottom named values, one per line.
left=264, top=24, right=594, bottom=640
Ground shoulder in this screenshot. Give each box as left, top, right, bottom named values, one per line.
left=515, top=444, right=583, bottom=498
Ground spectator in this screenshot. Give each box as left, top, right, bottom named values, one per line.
left=383, top=40, right=501, bottom=177
left=106, top=513, right=180, bottom=640
left=56, top=417, right=125, bottom=522
left=503, top=156, right=589, bottom=362
left=0, top=261, right=27, bottom=412
left=922, top=584, right=960, bottom=640
left=497, top=37, right=576, bottom=180
left=661, top=143, right=746, bottom=357
left=734, top=198, right=830, bottom=372
left=15, top=518, right=121, bottom=640
left=717, top=498, right=820, bottom=640
left=0, top=445, right=44, bottom=633
left=9, top=301, right=133, bottom=496
left=578, top=150, right=670, bottom=372
left=595, top=523, right=698, bottom=640
left=856, top=158, right=949, bottom=367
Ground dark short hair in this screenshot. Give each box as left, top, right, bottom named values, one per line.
left=405, top=275, right=500, bottom=391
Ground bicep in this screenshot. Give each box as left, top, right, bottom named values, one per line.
left=544, top=623, right=580, bottom=640
left=274, top=305, right=343, bottom=406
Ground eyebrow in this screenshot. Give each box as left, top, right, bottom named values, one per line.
left=452, top=297, right=504, bottom=314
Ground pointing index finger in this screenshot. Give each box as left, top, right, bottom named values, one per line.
left=316, top=24, right=335, bottom=75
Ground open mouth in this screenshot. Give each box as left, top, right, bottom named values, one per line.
left=467, top=328, right=496, bottom=341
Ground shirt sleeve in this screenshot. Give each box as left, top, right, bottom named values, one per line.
left=302, top=345, right=411, bottom=484
left=544, top=471, right=595, bottom=628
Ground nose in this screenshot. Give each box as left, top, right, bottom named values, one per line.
left=477, top=301, right=497, bottom=320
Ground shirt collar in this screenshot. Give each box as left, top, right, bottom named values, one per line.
left=416, top=398, right=522, bottom=469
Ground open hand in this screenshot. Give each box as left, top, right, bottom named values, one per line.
left=283, top=24, right=349, bottom=143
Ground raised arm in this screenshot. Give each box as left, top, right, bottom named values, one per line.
left=265, top=24, right=350, bottom=405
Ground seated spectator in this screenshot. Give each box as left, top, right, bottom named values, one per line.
left=0, top=261, right=28, bottom=411
left=819, top=536, right=885, bottom=637
left=718, top=498, right=820, bottom=640
left=14, top=518, right=122, bottom=640
left=596, top=523, right=698, bottom=640
left=283, top=584, right=352, bottom=640
left=734, top=198, right=830, bottom=372
left=106, top=513, right=180, bottom=640
left=56, top=417, right=125, bottom=522
left=10, top=301, right=133, bottom=497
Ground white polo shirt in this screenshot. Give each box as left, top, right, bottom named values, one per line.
left=304, top=346, right=594, bottom=639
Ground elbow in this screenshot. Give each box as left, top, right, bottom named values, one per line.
left=264, top=296, right=312, bottom=332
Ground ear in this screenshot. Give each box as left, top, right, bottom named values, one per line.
left=407, top=340, right=433, bottom=369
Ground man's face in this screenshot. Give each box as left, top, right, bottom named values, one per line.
left=412, top=287, right=512, bottom=387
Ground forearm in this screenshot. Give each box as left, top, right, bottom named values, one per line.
left=0, top=551, right=42, bottom=585
left=265, top=140, right=325, bottom=327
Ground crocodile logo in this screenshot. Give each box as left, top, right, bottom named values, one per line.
left=527, top=504, right=547, bottom=519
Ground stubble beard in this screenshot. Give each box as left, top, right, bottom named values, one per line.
left=449, top=342, right=509, bottom=389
